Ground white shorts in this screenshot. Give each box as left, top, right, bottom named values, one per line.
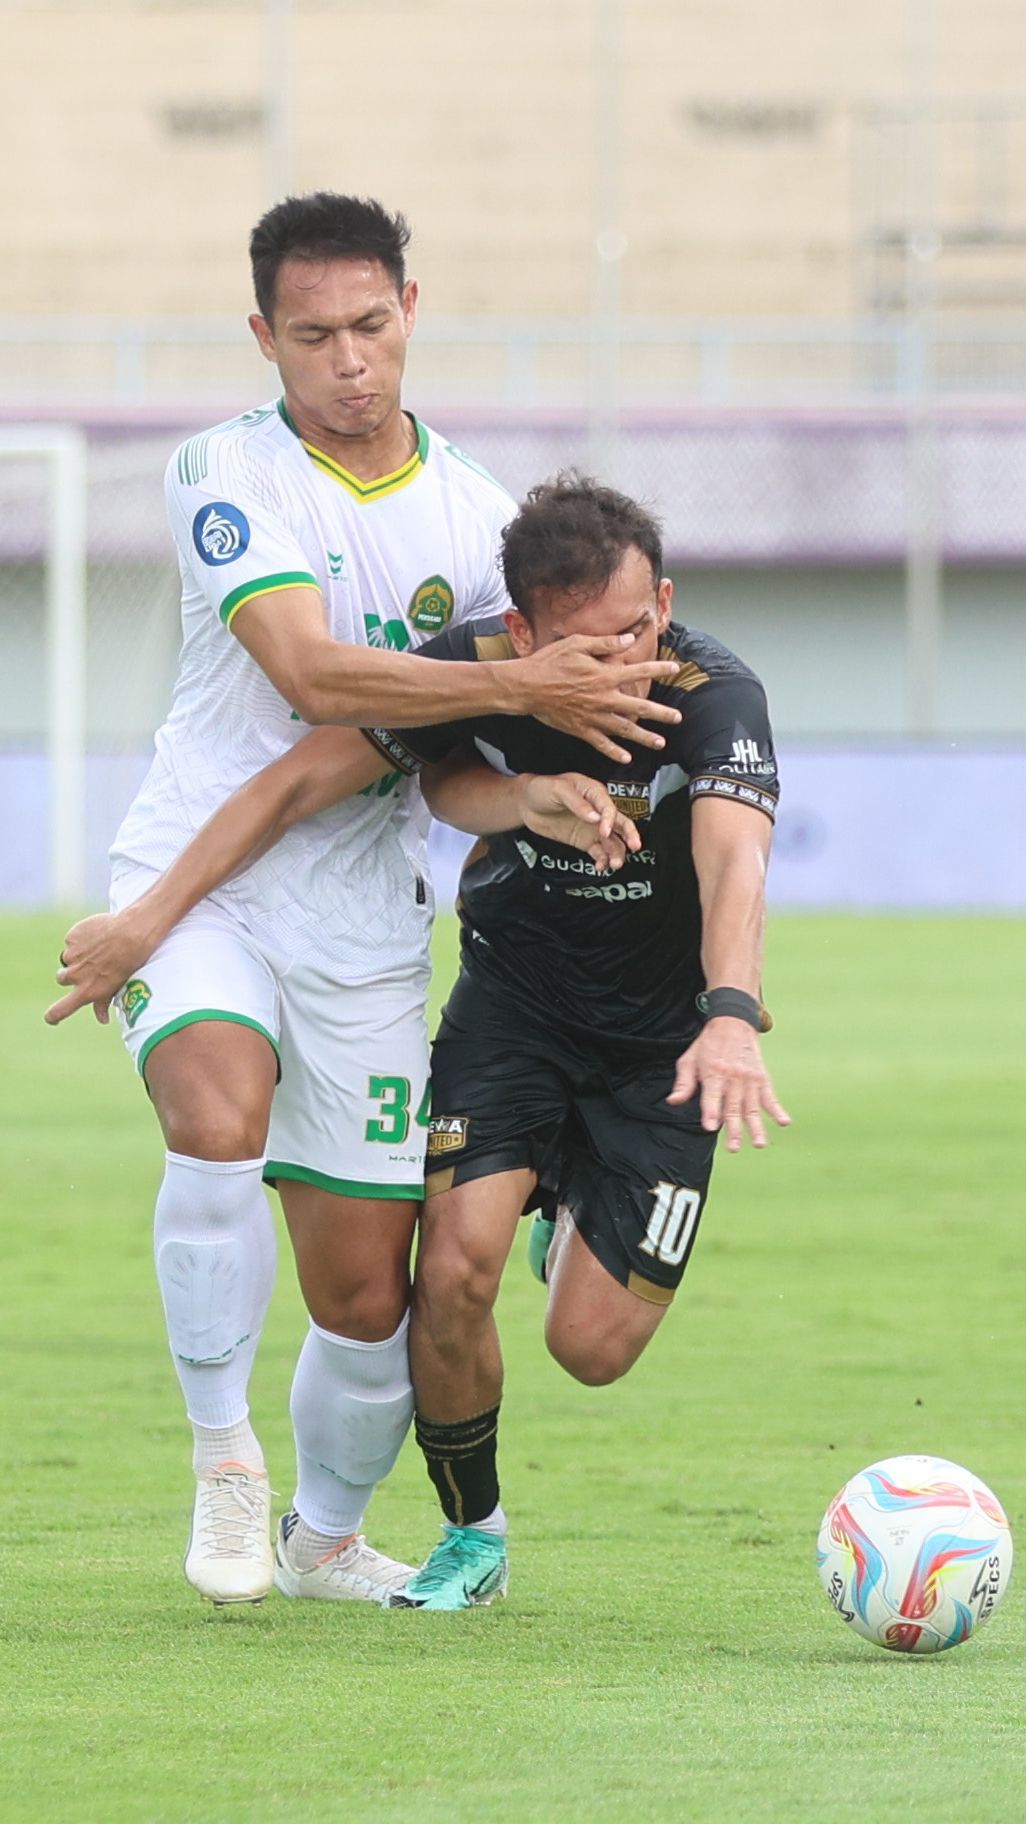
left=110, top=871, right=430, bottom=1200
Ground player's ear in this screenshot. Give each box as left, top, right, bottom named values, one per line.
left=504, top=608, right=536, bottom=657
left=656, top=577, right=673, bottom=632
left=249, top=314, right=276, bottom=362
left=401, top=279, right=419, bottom=336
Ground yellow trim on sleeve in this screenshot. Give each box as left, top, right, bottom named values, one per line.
left=220, top=569, right=320, bottom=628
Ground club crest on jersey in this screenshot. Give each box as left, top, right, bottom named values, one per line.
left=608, top=780, right=651, bottom=821
left=408, top=575, right=455, bottom=634
left=121, top=978, right=152, bottom=1028
left=427, top=1115, right=468, bottom=1156
left=192, top=502, right=250, bottom=566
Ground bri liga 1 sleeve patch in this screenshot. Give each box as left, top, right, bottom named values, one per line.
left=192, top=502, right=251, bottom=566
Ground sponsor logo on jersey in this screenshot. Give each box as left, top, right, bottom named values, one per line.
left=730, top=737, right=763, bottom=768
left=607, top=780, right=651, bottom=821
left=359, top=768, right=404, bottom=800
left=538, top=848, right=657, bottom=879
left=566, top=879, right=654, bottom=903
left=364, top=610, right=411, bottom=652
left=327, top=550, right=345, bottom=578
left=516, top=839, right=539, bottom=869
left=427, top=1115, right=468, bottom=1155
left=724, top=733, right=775, bottom=778
left=408, top=575, right=455, bottom=633
left=192, top=502, right=250, bottom=566
left=121, top=977, right=152, bottom=1028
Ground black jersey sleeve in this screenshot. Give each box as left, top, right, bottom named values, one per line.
left=671, top=663, right=780, bottom=821
left=361, top=616, right=509, bottom=774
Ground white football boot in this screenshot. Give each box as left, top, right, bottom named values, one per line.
left=184, top=1461, right=274, bottom=1605
left=273, top=1511, right=415, bottom=1605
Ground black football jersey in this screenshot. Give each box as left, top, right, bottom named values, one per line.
left=364, top=619, right=779, bottom=1055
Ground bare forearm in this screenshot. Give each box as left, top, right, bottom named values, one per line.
left=234, top=582, right=685, bottom=762
left=118, top=781, right=309, bottom=952
left=298, top=645, right=522, bottom=728
left=673, top=802, right=787, bottom=1144
left=698, top=853, right=766, bottom=993
left=422, top=758, right=529, bottom=834
left=121, top=731, right=389, bottom=950
left=691, top=800, right=773, bottom=994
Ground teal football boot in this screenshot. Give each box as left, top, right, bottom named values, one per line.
left=527, top=1212, right=556, bottom=1284
left=387, top=1524, right=509, bottom=1610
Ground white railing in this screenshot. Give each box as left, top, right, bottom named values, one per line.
left=4, top=315, right=1026, bottom=410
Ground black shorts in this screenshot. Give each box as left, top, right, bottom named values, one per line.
left=426, top=976, right=717, bottom=1305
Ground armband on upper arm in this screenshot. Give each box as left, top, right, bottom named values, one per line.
left=689, top=775, right=778, bottom=820
left=362, top=728, right=425, bottom=775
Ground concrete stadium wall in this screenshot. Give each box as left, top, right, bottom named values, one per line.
left=6, top=0, right=1026, bottom=323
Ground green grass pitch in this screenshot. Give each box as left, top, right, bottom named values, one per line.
left=2, top=911, right=1025, bottom=1823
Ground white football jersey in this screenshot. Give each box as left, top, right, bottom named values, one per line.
left=111, top=399, right=516, bottom=975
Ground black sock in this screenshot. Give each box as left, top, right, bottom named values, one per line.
left=414, top=1405, right=500, bottom=1526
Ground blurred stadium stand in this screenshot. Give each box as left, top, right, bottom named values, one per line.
left=2, top=0, right=1024, bottom=907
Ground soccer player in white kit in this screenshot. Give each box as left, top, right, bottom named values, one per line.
left=79, top=194, right=682, bottom=1606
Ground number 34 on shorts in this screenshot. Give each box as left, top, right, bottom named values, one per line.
left=364, top=1075, right=432, bottom=1146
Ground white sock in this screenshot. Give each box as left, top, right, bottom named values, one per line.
left=290, top=1312, right=413, bottom=1537
left=191, top=1416, right=265, bottom=1477
left=466, top=1503, right=508, bottom=1536
left=285, top=1515, right=355, bottom=1571
left=153, top=1151, right=277, bottom=1433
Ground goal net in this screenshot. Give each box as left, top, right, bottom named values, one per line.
left=0, top=422, right=183, bottom=905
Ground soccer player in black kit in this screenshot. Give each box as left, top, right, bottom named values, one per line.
left=363, top=477, right=790, bottom=1606
left=48, top=476, right=789, bottom=1612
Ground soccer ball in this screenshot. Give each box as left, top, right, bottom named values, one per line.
left=816, top=1454, right=1013, bottom=1653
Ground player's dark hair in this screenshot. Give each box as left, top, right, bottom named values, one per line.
left=501, top=473, right=664, bottom=621
left=250, top=192, right=411, bottom=321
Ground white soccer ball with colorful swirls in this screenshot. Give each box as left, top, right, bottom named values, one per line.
left=817, top=1454, right=1013, bottom=1653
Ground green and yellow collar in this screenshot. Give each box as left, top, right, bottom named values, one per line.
left=278, top=398, right=428, bottom=501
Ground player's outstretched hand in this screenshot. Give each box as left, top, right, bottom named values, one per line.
left=667, top=1017, right=791, bottom=1153
left=44, top=910, right=153, bottom=1026
left=513, top=634, right=682, bottom=765
left=517, top=772, right=643, bottom=872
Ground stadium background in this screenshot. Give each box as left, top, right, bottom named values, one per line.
left=3, top=0, right=1025, bottom=909
left=3, top=7, right=1026, bottom=1824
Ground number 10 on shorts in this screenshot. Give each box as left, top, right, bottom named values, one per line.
left=640, top=1182, right=702, bottom=1267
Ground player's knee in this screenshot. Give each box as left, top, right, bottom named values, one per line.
left=161, top=1101, right=266, bottom=1163
left=552, top=1343, right=630, bottom=1387
left=414, top=1236, right=500, bottom=1338
left=305, top=1270, right=409, bottom=1343
left=545, top=1320, right=632, bottom=1387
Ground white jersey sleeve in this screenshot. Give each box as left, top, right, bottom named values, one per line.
left=165, top=440, right=320, bottom=631
left=461, top=536, right=513, bottom=620
left=429, top=435, right=517, bottom=629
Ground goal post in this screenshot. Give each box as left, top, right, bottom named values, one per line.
left=0, top=425, right=88, bottom=903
